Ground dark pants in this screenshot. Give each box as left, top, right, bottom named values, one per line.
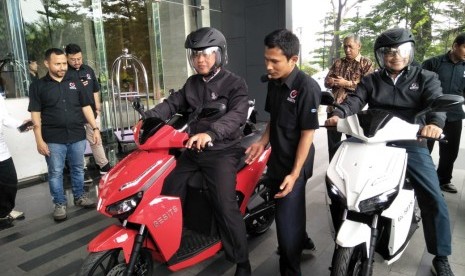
left=326, top=113, right=350, bottom=161
left=0, top=158, right=18, bottom=218
left=404, top=145, right=452, bottom=256
left=427, top=119, right=462, bottom=185
left=161, top=147, right=249, bottom=264
left=268, top=144, right=315, bottom=276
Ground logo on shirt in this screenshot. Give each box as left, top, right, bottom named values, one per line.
left=287, top=90, right=298, bottom=103
left=211, top=92, right=218, bottom=100
left=409, top=82, right=419, bottom=91
left=69, top=82, right=77, bottom=90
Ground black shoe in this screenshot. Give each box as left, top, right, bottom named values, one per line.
left=440, top=183, right=458, bottom=194
left=99, top=163, right=111, bottom=175
left=432, top=256, right=454, bottom=276
left=302, top=237, right=316, bottom=253
left=0, top=215, right=14, bottom=230
left=84, top=170, right=93, bottom=184
left=235, top=260, right=251, bottom=276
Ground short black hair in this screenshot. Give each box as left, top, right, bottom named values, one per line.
left=45, top=48, right=65, bottom=61
left=264, top=29, right=300, bottom=60
left=453, top=33, right=465, bottom=46
left=65, top=43, right=82, bottom=55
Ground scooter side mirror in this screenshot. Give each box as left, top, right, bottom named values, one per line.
left=430, top=94, right=464, bottom=112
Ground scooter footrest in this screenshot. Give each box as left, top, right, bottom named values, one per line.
left=167, top=228, right=220, bottom=265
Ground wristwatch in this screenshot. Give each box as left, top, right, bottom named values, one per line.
left=93, top=127, right=99, bottom=131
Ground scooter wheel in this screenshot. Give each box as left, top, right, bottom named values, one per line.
left=77, top=248, right=153, bottom=276
left=330, top=245, right=367, bottom=276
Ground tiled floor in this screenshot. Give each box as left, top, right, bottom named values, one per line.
left=1, top=125, right=464, bottom=276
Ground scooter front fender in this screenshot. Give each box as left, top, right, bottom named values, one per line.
left=87, top=224, right=138, bottom=263
left=336, top=220, right=370, bottom=255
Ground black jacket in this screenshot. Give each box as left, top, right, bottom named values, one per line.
left=333, top=66, right=446, bottom=128
left=145, top=69, right=249, bottom=150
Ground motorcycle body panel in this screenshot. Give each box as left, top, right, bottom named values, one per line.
left=129, top=196, right=183, bottom=260
left=327, top=142, right=407, bottom=212
left=236, top=147, right=271, bottom=213
left=87, top=225, right=156, bottom=263
left=97, top=152, right=176, bottom=215
left=336, top=220, right=371, bottom=255
left=381, top=188, right=415, bottom=256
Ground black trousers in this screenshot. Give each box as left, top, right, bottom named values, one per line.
left=0, top=157, right=18, bottom=218
left=161, top=147, right=249, bottom=264
left=268, top=144, right=315, bottom=276
left=427, top=120, right=462, bottom=185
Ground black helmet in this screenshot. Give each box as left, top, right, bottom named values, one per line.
left=374, top=28, right=415, bottom=69
left=185, top=27, right=228, bottom=73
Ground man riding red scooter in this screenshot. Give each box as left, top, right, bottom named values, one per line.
left=78, top=27, right=274, bottom=276
left=144, top=26, right=252, bottom=276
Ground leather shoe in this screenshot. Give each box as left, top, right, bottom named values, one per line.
left=235, top=260, right=251, bottom=276
left=0, top=215, right=14, bottom=230
left=440, top=183, right=458, bottom=194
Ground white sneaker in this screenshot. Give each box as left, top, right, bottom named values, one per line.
left=9, top=210, right=25, bottom=220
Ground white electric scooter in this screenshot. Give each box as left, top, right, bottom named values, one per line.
left=322, top=91, right=463, bottom=276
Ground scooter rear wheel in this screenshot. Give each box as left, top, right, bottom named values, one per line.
left=77, top=248, right=153, bottom=276
left=330, top=245, right=366, bottom=276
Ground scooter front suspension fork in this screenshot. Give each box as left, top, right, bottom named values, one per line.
left=363, top=215, right=378, bottom=276
left=125, top=224, right=147, bottom=276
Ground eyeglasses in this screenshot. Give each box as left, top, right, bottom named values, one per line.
left=190, top=46, right=219, bottom=58
left=381, top=43, right=413, bottom=58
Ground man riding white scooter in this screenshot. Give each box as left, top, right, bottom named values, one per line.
left=144, top=27, right=251, bottom=276
left=326, top=28, right=455, bottom=276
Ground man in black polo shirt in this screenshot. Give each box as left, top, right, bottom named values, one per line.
left=65, top=43, right=111, bottom=175
left=245, top=29, right=321, bottom=276
left=28, top=48, right=101, bottom=221
left=422, top=33, right=465, bottom=194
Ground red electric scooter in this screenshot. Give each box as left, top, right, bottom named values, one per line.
left=78, top=98, right=274, bottom=275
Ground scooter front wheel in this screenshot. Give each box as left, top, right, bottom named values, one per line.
left=77, top=248, right=153, bottom=276
left=330, top=245, right=366, bottom=276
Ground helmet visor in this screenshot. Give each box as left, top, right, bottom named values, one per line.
left=375, top=42, right=414, bottom=69
left=187, top=46, right=222, bottom=73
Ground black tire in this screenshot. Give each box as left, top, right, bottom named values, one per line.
left=330, top=245, right=366, bottom=276
left=245, top=181, right=275, bottom=236
left=77, top=248, right=153, bottom=276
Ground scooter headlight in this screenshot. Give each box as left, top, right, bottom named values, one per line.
left=326, top=176, right=347, bottom=206
left=106, top=191, right=143, bottom=219
left=358, top=188, right=398, bottom=213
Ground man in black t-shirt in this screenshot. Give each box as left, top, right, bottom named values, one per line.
left=28, top=48, right=100, bottom=221
left=65, top=43, right=111, bottom=175
left=246, top=29, right=321, bottom=276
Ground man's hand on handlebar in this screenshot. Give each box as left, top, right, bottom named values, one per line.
left=325, top=116, right=340, bottom=127
left=419, top=124, right=443, bottom=140
left=186, top=133, right=213, bottom=151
